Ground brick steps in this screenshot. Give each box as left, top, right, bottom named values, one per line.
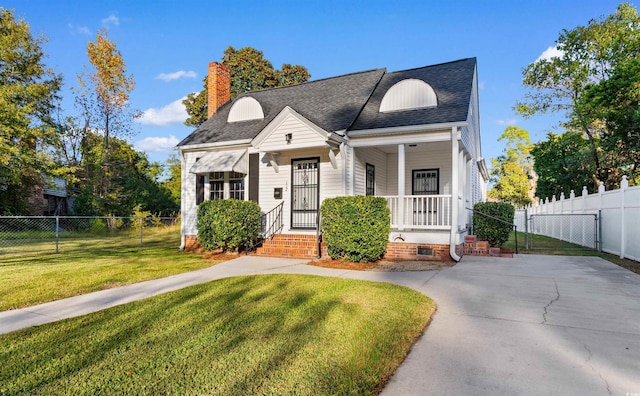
left=464, top=235, right=512, bottom=257
left=256, top=234, right=321, bottom=259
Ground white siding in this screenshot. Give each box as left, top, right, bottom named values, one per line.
left=353, top=147, right=388, bottom=196
left=258, top=114, right=327, bottom=151
left=386, top=141, right=452, bottom=195
left=181, top=151, right=203, bottom=235
left=258, top=147, right=344, bottom=234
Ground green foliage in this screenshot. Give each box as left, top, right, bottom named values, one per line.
left=161, top=154, right=181, bottom=205
left=488, top=126, right=534, bottom=206
left=321, top=196, right=390, bottom=262
left=577, top=57, right=640, bottom=185
left=532, top=131, right=595, bottom=199
left=473, top=202, right=514, bottom=247
left=0, top=8, right=62, bottom=214
left=69, top=132, right=178, bottom=216
left=197, top=199, right=261, bottom=252
left=517, top=3, right=640, bottom=190
left=183, top=46, right=310, bottom=127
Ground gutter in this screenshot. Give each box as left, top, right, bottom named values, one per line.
left=449, top=126, right=462, bottom=262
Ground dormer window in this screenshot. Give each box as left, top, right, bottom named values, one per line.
left=379, top=79, right=437, bottom=112
left=227, top=97, right=264, bottom=122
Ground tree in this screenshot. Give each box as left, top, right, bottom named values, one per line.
left=161, top=154, right=181, bottom=205
left=0, top=8, right=62, bottom=214
left=183, top=46, right=310, bottom=127
left=531, top=131, right=595, bottom=199
left=517, top=3, right=640, bottom=190
left=75, top=28, right=137, bottom=208
left=71, top=132, right=178, bottom=216
left=488, top=126, right=534, bottom=207
left=577, top=58, right=640, bottom=184
left=78, top=28, right=136, bottom=162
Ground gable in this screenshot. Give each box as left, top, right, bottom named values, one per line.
left=252, top=106, right=331, bottom=151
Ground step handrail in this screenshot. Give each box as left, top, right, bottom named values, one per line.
left=465, top=207, right=518, bottom=254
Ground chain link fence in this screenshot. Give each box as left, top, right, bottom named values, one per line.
left=0, top=216, right=179, bottom=256
left=526, top=213, right=599, bottom=251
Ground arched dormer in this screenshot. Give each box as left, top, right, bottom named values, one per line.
left=227, top=97, right=264, bottom=122
left=379, top=79, right=437, bottom=112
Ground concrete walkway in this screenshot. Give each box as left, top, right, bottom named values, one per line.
left=1, top=254, right=639, bottom=394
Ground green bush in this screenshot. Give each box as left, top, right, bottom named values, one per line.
left=321, top=196, right=390, bottom=262
left=472, top=202, right=515, bottom=247
left=197, top=199, right=261, bottom=252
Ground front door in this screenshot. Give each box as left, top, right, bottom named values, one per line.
left=291, top=158, right=319, bottom=229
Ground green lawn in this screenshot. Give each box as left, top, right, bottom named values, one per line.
left=0, top=274, right=435, bottom=395
left=0, top=226, right=223, bottom=310
left=503, top=231, right=640, bottom=275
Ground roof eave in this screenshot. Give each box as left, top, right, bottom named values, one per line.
left=347, top=121, right=469, bottom=138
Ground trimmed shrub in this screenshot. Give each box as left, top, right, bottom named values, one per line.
left=197, top=199, right=262, bottom=252
left=472, top=202, right=515, bottom=247
left=321, top=196, right=390, bottom=262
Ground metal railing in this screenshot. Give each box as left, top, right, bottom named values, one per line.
left=0, top=216, right=178, bottom=255
left=383, top=195, right=452, bottom=229
left=261, top=202, right=284, bottom=240
left=467, top=207, right=518, bottom=254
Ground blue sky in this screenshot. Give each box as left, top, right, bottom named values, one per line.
left=4, top=0, right=627, bottom=167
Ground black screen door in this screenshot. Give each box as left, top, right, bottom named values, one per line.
left=291, top=158, right=319, bottom=229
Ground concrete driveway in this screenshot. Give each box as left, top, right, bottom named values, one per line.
left=380, top=254, right=640, bottom=396
left=2, top=254, right=639, bottom=394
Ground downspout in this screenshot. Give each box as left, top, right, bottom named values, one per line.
left=179, top=149, right=186, bottom=250
left=449, top=126, right=461, bottom=262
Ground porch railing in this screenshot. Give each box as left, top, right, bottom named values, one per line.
left=382, top=195, right=452, bottom=229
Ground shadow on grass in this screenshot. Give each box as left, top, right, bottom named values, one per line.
left=0, top=275, right=431, bottom=395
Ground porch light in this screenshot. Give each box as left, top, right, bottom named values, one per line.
left=285, top=133, right=292, bottom=144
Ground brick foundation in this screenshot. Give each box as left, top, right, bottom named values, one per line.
left=184, top=235, right=201, bottom=252
left=184, top=233, right=465, bottom=261
left=383, top=242, right=453, bottom=261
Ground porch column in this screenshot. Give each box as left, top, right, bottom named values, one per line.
left=398, top=143, right=405, bottom=231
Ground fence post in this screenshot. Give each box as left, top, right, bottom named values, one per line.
left=524, top=208, right=528, bottom=249
left=598, top=209, right=603, bottom=252
left=139, top=217, right=143, bottom=247
left=55, top=216, right=59, bottom=254
left=582, top=186, right=588, bottom=247
left=620, top=176, right=628, bottom=259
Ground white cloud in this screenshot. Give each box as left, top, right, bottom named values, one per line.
left=156, top=70, right=198, bottom=82
left=68, top=23, right=91, bottom=35
left=135, top=135, right=180, bottom=153
left=535, top=46, right=564, bottom=63
left=496, top=118, right=517, bottom=126
left=101, top=14, right=120, bottom=27
left=136, top=97, right=188, bottom=126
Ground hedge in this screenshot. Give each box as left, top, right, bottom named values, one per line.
left=472, top=201, right=515, bottom=247
left=320, top=196, right=390, bottom=262
left=196, top=199, right=262, bottom=252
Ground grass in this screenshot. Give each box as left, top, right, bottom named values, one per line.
left=0, top=274, right=435, bottom=395
left=503, top=231, right=640, bottom=275
left=0, top=226, right=223, bottom=310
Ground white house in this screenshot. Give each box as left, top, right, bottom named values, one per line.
left=177, top=58, right=489, bottom=261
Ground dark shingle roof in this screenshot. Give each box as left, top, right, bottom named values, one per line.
left=177, top=68, right=385, bottom=147
left=349, top=58, right=476, bottom=131
left=177, top=57, right=476, bottom=146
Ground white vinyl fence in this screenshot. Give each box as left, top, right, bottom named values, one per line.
left=515, top=176, right=640, bottom=261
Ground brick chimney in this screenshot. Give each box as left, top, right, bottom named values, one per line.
left=207, top=62, right=231, bottom=118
